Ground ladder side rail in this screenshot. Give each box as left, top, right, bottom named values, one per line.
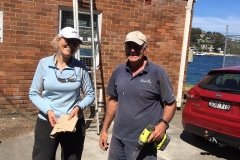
left=90, top=0, right=99, bottom=135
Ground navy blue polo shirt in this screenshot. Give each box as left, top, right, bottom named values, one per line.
left=107, top=57, right=175, bottom=142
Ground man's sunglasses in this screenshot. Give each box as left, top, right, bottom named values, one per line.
left=62, top=37, right=81, bottom=48
left=125, top=42, right=144, bottom=51
left=54, top=67, right=76, bottom=83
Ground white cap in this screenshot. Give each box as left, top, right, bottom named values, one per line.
left=58, top=27, right=82, bottom=43
left=125, top=31, right=146, bottom=45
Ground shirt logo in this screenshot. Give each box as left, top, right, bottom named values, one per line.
left=140, top=79, right=151, bottom=83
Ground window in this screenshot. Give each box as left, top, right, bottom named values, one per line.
left=59, top=7, right=102, bottom=70
left=198, top=72, right=240, bottom=93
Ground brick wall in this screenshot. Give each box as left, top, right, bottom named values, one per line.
left=0, top=0, right=191, bottom=117
left=95, top=0, right=188, bottom=101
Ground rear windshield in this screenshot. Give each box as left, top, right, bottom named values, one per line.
left=197, top=72, right=240, bottom=94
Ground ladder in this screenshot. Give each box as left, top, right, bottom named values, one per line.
left=73, top=0, right=100, bottom=134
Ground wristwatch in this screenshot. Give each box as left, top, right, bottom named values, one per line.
left=159, top=119, right=169, bottom=130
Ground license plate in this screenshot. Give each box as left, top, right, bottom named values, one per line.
left=208, top=100, right=231, bottom=111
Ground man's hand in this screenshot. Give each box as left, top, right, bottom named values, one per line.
left=148, top=101, right=176, bottom=143
left=47, top=110, right=58, bottom=127
left=99, top=131, right=109, bottom=151
left=68, top=106, right=80, bottom=120
left=99, top=97, right=117, bottom=151
left=148, top=123, right=166, bottom=143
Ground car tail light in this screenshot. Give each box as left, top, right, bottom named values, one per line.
left=186, top=88, right=200, bottom=99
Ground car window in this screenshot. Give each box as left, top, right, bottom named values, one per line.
left=198, top=72, right=240, bottom=94
left=215, top=75, right=224, bottom=85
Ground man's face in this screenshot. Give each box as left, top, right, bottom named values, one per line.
left=125, top=42, right=145, bottom=62
left=57, top=37, right=80, bottom=56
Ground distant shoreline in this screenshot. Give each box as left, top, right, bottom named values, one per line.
left=203, top=52, right=223, bottom=56
left=194, top=52, right=236, bottom=56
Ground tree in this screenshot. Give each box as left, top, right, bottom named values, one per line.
left=191, top=28, right=202, bottom=36
left=190, top=27, right=226, bottom=52
left=190, top=28, right=202, bottom=46
left=206, top=31, right=212, bottom=38
left=213, top=33, right=225, bottom=50
left=191, top=35, right=198, bottom=44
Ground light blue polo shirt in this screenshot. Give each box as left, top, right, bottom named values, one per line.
left=107, top=56, right=175, bottom=142
left=29, top=54, right=94, bottom=121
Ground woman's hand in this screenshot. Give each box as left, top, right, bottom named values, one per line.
left=47, top=110, right=58, bottom=127
left=68, top=106, right=80, bottom=120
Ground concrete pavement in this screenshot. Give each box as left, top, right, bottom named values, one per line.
left=0, top=111, right=182, bottom=160
left=1, top=110, right=238, bottom=160
left=0, top=116, right=174, bottom=160
left=0, top=125, right=111, bottom=160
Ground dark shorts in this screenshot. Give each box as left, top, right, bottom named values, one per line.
left=108, top=135, right=157, bottom=160
left=32, top=116, right=85, bottom=160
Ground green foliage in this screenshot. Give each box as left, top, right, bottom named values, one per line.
left=190, top=27, right=225, bottom=51
left=213, top=32, right=225, bottom=49
left=226, top=41, right=240, bottom=55
left=191, top=28, right=202, bottom=35
left=191, top=35, right=198, bottom=44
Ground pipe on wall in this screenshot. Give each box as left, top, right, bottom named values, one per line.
left=176, top=0, right=194, bottom=109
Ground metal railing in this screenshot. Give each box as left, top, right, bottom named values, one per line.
left=223, top=25, right=240, bottom=67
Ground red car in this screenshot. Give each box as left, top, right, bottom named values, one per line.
left=182, top=66, right=240, bottom=149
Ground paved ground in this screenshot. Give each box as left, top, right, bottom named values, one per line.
left=0, top=116, right=36, bottom=141
left=0, top=110, right=240, bottom=160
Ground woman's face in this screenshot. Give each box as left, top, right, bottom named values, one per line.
left=57, top=37, right=80, bottom=57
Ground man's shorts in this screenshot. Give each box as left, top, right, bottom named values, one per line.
left=108, top=135, right=157, bottom=160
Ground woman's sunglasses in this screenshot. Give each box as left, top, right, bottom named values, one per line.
left=62, top=37, right=81, bottom=48
left=54, top=67, right=76, bottom=83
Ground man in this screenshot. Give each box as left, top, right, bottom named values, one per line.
left=99, top=31, right=176, bottom=160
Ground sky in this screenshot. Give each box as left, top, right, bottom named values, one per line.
left=192, top=0, right=240, bottom=35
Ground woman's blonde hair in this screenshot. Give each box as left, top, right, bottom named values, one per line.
left=51, top=36, right=61, bottom=49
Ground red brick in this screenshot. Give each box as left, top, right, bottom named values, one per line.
left=3, top=3, right=15, bottom=8
left=0, top=100, right=12, bottom=105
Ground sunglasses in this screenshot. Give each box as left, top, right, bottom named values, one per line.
left=54, top=67, right=76, bottom=83
left=62, top=37, right=80, bottom=48
left=125, top=42, right=144, bottom=51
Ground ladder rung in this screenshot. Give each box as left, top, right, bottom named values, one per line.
left=85, top=118, right=95, bottom=120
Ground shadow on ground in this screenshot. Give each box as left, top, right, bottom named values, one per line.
left=180, top=131, right=240, bottom=160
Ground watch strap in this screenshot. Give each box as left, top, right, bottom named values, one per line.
left=159, top=119, right=169, bottom=130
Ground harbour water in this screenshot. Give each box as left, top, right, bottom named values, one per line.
left=186, top=55, right=240, bottom=85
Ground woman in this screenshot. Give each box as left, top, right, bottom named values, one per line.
left=29, top=27, right=94, bottom=160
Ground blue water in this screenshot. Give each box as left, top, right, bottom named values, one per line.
left=186, top=55, right=240, bottom=85
left=187, top=56, right=222, bottom=85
